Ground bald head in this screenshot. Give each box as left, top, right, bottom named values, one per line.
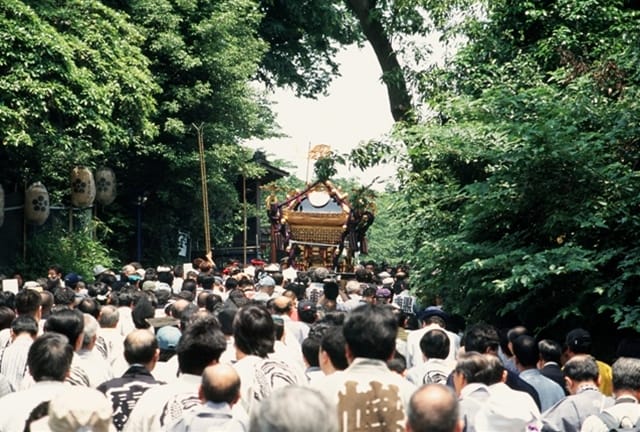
left=200, top=364, right=241, bottom=405
left=273, top=296, right=292, bottom=315
left=124, top=329, right=158, bottom=366
left=407, top=384, right=463, bottom=432
left=171, top=299, right=192, bottom=319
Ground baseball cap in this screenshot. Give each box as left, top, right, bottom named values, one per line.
left=63, top=273, right=82, bottom=287
left=418, top=306, right=449, bottom=322
left=298, top=300, right=317, bottom=313
left=156, top=325, right=182, bottom=351
left=298, top=300, right=317, bottom=323
left=565, top=328, right=592, bottom=352
left=258, top=275, right=276, bottom=287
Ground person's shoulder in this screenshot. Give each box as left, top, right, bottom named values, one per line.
left=0, top=328, right=10, bottom=346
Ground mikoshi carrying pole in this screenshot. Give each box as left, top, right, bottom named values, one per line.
left=193, top=123, right=211, bottom=254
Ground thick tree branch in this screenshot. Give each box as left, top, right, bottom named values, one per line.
left=345, top=0, right=413, bottom=122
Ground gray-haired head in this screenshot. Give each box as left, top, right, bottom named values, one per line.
left=613, top=357, right=640, bottom=392
left=249, top=386, right=338, bottom=432
left=82, top=313, right=99, bottom=348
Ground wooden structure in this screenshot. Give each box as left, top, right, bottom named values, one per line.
left=213, top=151, right=289, bottom=266
left=267, top=180, right=375, bottom=271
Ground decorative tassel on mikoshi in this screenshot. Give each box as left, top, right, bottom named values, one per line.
left=0, top=184, right=4, bottom=227
left=95, top=167, right=116, bottom=205
left=71, top=166, right=96, bottom=208
left=25, top=182, right=50, bottom=225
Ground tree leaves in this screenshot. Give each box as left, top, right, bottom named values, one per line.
left=399, top=0, right=640, bottom=333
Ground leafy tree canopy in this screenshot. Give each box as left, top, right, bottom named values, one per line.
left=397, top=0, right=640, bottom=336
left=257, top=0, right=362, bottom=97
left=0, top=0, right=158, bottom=200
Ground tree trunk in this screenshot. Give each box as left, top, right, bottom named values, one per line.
left=345, top=0, right=413, bottom=122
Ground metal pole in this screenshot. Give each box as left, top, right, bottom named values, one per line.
left=305, top=141, right=311, bottom=184
left=242, top=174, right=247, bottom=266
left=136, top=198, right=142, bottom=262
left=194, top=123, right=211, bottom=255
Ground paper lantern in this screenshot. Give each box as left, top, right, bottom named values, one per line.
left=25, top=182, right=50, bottom=225
left=95, top=167, right=117, bottom=205
left=0, top=184, right=4, bottom=227
left=71, top=166, right=96, bottom=208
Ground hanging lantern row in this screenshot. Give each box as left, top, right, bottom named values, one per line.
left=25, top=182, right=50, bottom=226
left=0, top=166, right=118, bottom=227
left=95, top=167, right=117, bottom=206
left=71, top=166, right=96, bottom=208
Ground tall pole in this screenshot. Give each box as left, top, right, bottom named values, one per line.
left=194, top=123, right=211, bottom=255
left=136, top=198, right=142, bottom=262
left=242, top=174, right=247, bottom=266
left=305, top=141, right=311, bottom=184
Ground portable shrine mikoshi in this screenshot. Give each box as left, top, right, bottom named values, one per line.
left=267, top=180, right=375, bottom=272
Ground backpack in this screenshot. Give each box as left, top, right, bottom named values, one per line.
left=598, top=411, right=640, bottom=432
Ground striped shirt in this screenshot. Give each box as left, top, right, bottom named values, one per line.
left=0, top=334, right=33, bottom=391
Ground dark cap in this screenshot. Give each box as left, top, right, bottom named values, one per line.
left=565, top=328, right=592, bottom=353
left=418, top=306, right=449, bottom=322
left=298, top=300, right=317, bottom=313
left=64, top=272, right=82, bottom=287
left=298, top=300, right=317, bottom=323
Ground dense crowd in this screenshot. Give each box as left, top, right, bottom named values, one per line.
left=0, top=257, right=639, bottom=432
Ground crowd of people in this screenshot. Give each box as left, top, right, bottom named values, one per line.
left=0, top=256, right=639, bottom=432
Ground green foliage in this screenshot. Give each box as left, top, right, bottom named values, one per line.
left=0, top=0, right=283, bottom=266
left=257, top=0, right=361, bottom=97
left=0, top=0, right=158, bottom=203
left=363, top=189, right=408, bottom=265
left=87, top=0, right=277, bottom=262
left=401, top=0, right=640, bottom=332
left=15, top=216, right=116, bottom=281
left=314, top=155, right=341, bottom=182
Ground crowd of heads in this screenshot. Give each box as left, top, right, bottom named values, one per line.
left=1, top=257, right=640, bottom=432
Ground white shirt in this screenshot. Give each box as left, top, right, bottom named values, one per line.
left=405, top=357, right=455, bottom=386
left=152, top=356, right=180, bottom=384
left=474, top=382, right=542, bottom=432
left=117, top=306, right=135, bottom=337
left=0, top=381, right=69, bottom=432
left=75, top=348, right=113, bottom=388
left=124, top=373, right=201, bottom=432
left=405, top=324, right=460, bottom=368
left=96, top=327, right=125, bottom=371
left=0, top=334, right=33, bottom=391
left=313, top=358, right=416, bottom=431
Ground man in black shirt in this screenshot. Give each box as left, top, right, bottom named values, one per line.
left=97, top=329, right=163, bottom=431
